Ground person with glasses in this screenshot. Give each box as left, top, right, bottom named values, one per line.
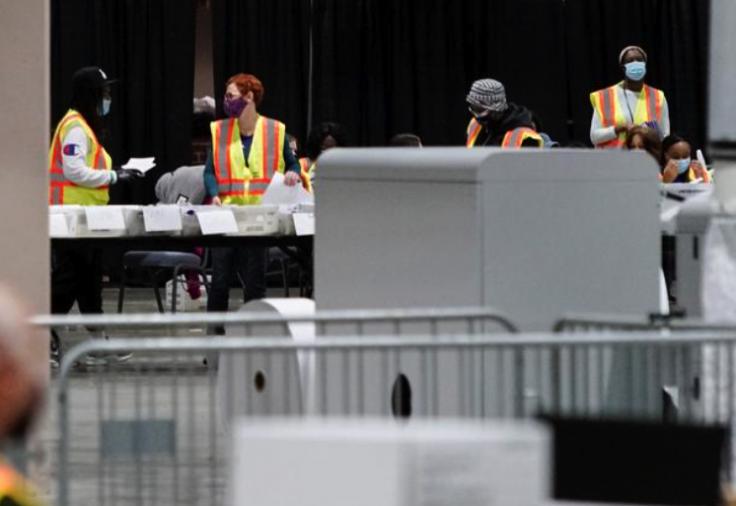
left=590, top=46, right=670, bottom=149
left=465, top=78, right=543, bottom=149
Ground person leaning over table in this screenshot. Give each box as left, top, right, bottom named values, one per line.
left=48, top=66, right=141, bottom=366
left=203, top=73, right=305, bottom=333
left=590, top=45, right=670, bottom=148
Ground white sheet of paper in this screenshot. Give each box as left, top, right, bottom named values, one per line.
left=197, top=209, right=238, bottom=235
left=261, top=172, right=314, bottom=205
left=123, top=157, right=157, bottom=173
left=293, top=212, right=315, bottom=236
left=49, top=214, right=70, bottom=237
left=143, top=206, right=183, bottom=232
left=85, top=207, right=126, bottom=231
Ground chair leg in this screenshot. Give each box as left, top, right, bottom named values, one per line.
left=153, top=283, right=165, bottom=314
left=117, top=267, right=127, bottom=314
left=280, top=259, right=289, bottom=298
left=172, top=265, right=182, bottom=314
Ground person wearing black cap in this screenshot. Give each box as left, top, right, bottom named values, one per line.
left=465, top=78, right=543, bottom=149
left=49, top=66, right=141, bottom=205
left=48, top=66, right=139, bottom=365
left=590, top=46, right=670, bottom=149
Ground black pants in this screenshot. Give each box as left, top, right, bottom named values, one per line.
left=207, top=246, right=267, bottom=334
left=51, top=247, right=103, bottom=315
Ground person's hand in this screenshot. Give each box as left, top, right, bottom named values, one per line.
left=212, top=196, right=222, bottom=206
left=284, top=171, right=301, bottom=187
left=114, top=168, right=143, bottom=185
left=662, top=160, right=679, bottom=183
left=690, top=160, right=708, bottom=181
left=614, top=124, right=633, bottom=136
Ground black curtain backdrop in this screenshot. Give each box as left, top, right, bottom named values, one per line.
left=310, top=0, right=569, bottom=146
left=211, top=0, right=312, bottom=144
left=51, top=0, right=196, bottom=204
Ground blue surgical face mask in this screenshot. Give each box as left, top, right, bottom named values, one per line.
left=624, top=61, right=647, bottom=82
left=677, top=157, right=691, bottom=175
left=99, top=98, right=111, bottom=116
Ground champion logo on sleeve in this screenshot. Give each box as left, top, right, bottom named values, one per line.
left=62, top=144, right=79, bottom=156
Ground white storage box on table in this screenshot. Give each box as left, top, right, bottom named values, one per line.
left=178, top=205, right=279, bottom=236
left=230, top=419, right=550, bottom=506
left=180, top=206, right=202, bottom=236
left=279, top=203, right=315, bottom=235
left=227, top=204, right=279, bottom=235
left=50, top=205, right=144, bottom=237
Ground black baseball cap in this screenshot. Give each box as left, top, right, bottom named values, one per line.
left=72, top=67, right=117, bottom=90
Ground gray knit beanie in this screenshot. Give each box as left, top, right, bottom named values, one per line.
left=466, top=79, right=508, bottom=112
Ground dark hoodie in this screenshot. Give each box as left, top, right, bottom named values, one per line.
left=475, top=103, right=535, bottom=147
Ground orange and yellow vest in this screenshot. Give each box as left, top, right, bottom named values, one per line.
left=501, top=128, right=544, bottom=149
left=298, top=158, right=315, bottom=188
left=590, top=83, right=665, bottom=149
left=210, top=115, right=287, bottom=205
left=48, top=110, right=112, bottom=206
left=466, top=118, right=483, bottom=148
left=0, top=460, right=43, bottom=506
left=467, top=119, right=543, bottom=149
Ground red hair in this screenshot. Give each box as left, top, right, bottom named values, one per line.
left=226, top=73, right=264, bottom=106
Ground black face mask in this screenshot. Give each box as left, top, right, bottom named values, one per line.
left=476, top=111, right=504, bottom=129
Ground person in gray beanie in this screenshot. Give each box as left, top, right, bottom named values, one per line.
left=465, top=78, right=538, bottom=148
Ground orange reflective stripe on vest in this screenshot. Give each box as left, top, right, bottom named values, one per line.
left=466, top=118, right=483, bottom=148
left=591, top=84, right=665, bottom=149
left=249, top=117, right=283, bottom=195
left=501, top=128, right=543, bottom=149
left=211, top=116, right=286, bottom=205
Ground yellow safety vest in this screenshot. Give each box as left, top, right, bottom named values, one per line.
left=210, top=115, right=286, bottom=205
left=48, top=110, right=112, bottom=206
left=466, top=118, right=483, bottom=148
left=0, top=460, right=43, bottom=506
left=590, top=83, right=665, bottom=149
left=298, top=158, right=315, bottom=191
left=501, top=128, right=544, bottom=149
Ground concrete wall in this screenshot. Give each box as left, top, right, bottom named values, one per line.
left=0, top=1, right=50, bottom=326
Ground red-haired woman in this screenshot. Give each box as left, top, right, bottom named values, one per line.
left=203, top=73, right=304, bottom=329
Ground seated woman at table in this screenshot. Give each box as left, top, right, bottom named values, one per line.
left=659, top=134, right=711, bottom=184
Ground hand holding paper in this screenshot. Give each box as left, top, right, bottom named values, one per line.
left=123, top=157, right=156, bottom=174
left=262, top=172, right=314, bottom=206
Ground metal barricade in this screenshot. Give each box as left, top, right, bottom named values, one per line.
left=54, top=331, right=736, bottom=506
left=36, top=307, right=517, bottom=365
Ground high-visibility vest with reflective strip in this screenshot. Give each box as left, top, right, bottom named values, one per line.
left=210, top=115, right=286, bottom=205
left=299, top=158, right=315, bottom=189
left=466, top=118, right=483, bottom=148
left=501, top=128, right=544, bottom=149
left=590, top=83, right=665, bottom=149
left=0, top=460, right=43, bottom=506
left=48, top=110, right=112, bottom=206
left=297, top=158, right=314, bottom=193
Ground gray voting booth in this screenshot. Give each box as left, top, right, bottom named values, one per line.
left=315, top=148, right=661, bottom=332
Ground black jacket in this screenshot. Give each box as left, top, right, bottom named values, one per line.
left=476, top=103, right=535, bottom=147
